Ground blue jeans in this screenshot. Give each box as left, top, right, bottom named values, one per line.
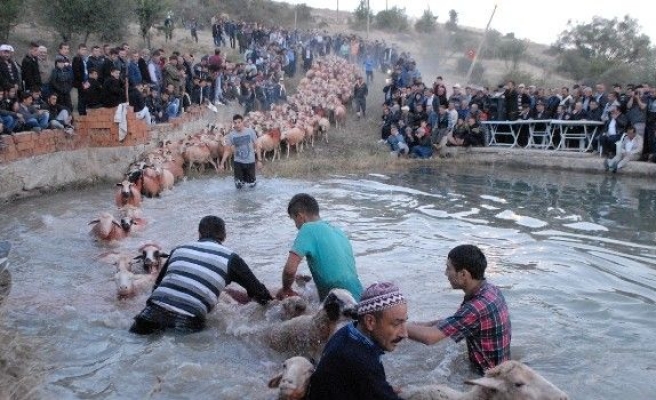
left=1, top=115, right=16, bottom=133
left=411, top=145, right=433, bottom=159
left=25, top=113, right=49, bottom=129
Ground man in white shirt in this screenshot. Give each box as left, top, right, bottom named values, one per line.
left=604, top=124, right=643, bottom=173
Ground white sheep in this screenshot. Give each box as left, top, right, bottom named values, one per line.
left=263, top=288, right=358, bottom=359
left=401, top=360, right=568, bottom=400
left=267, top=356, right=314, bottom=400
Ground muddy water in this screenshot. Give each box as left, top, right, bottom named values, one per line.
left=1, top=167, right=655, bottom=399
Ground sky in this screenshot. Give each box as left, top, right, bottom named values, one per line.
left=271, top=0, right=656, bottom=46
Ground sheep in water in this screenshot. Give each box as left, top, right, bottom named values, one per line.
left=267, top=356, right=314, bottom=400
left=263, top=288, right=358, bottom=359
left=401, top=360, right=568, bottom=400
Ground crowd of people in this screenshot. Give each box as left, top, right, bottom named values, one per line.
left=378, top=59, right=656, bottom=166
left=0, top=16, right=402, bottom=139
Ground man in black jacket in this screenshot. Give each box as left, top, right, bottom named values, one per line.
left=72, top=43, right=89, bottom=115
left=21, top=42, right=41, bottom=93
left=102, top=66, right=125, bottom=108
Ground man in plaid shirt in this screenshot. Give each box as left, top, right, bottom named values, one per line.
left=407, top=244, right=511, bottom=375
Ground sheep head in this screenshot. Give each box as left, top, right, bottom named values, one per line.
left=465, top=360, right=568, bottom=400
left=321, top=288, right=358, bottom=322
left=268, top=356, right=314, bottom=400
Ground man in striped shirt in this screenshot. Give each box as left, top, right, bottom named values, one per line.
left=407, top=244, right=511, bottom=375
left=129, top=215, right=272, bottom=334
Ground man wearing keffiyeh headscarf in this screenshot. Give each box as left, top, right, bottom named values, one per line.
left=307, top=282, right=408, bottom=400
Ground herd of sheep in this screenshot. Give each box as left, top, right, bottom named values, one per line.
left=84, top=55, right=568, bottom=400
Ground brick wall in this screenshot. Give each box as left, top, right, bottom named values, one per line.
left=0, top=105, right=209, bottom=164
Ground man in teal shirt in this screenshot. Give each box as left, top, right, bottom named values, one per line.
left=276, top=193, right=363, bottom=301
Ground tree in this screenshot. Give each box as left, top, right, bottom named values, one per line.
left=375, top=7, right=408, bottom=32
left=553, top=15, right=651, bottom=80
left=351, top=0, right=374, bottom=30
left=498, top=36, right=528, bottom=71
left=135, top=0, right=170, bottom=48
left=415, top=9, right=437, bottom=34
left=40, top=0, right=130, bottom=42
left=445, top=9, right=458, bottom=31
left=0, top=0, right=21, bottom=41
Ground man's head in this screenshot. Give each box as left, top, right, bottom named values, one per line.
left=198, top=215, right=226, bottom=243
left=357, top=282, right=408, bottom=352
left=626, top=124, right=637, bottom=138
left=232, top=113, right=244, bottom=131
left=445, top=244, right=487, bottom=290
left=287, top=193, right=319, bottom=229
left=29, top=41, right=39, bottom=57
left=47, top=93, right=58, bottom=105
left=21, top=92, right=33, bottom=104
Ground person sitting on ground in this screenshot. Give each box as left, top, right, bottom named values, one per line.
left=130, top=215, right=273, bottom=335
left=0, top=89, right=20, bottom=134
left=604, top=124, right=643, bottom=173
left=409, top=126, right=433, bottom=159
left=386, top=125, right=409, bottom=157
left=307, top=282, right=408, bottom=400
left=16, top=91, right=48, bottom=132
left=45, top=93, right=74, bottom=133
left=599, top=107, right=628, bottom=157
left=407, top=244, right=512, bottom=375
left=128, top=83, right=151, bottom=125
left=462, top=116, right=485, bottom=147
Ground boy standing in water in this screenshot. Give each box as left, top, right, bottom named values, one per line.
left=406, top=244, right=511, bottom=375
left=221, top=113, right=261, bottom=189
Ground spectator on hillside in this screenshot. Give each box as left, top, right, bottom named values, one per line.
left=604, top=124, right=643, bottom=173
left=21, top=42, right=42, bottom=93
left=128, top=83, right=151, bottom=125
left=127, top=51, right=143, bottom=87
left=86, top=46, right=104, bottom=82
left=101, top=48, right=119, bottom=84
left=148, top=50, right=163, bottom=89
left=45, top=93, right=74, bottom=133
left=36, top=46, right=50, bottom=94
left=208, top=48, right=223, bottom=70
left=599, top=107, right=629, bottom=157
left=625, top=85, right=647, bottom=136
left=102, top=66, right=124, bottom=108
left=0, top=90, right=20, bottom=134
left=386, top=124, right=409, bottom=157
left=190, top=18, right=199, bottom=43
left=0, top=44, right=21, bottom=91
left=82, top=68, right=103, bottom=109
left=138, top=48, right=151, bottom=85
left=16, top=91, right=48, bottom=132
left=163, top=56, right=182, bottom=95
left=49, top=58, right=73, bottom=111
left=503, top=80, right=519, bottom=121
left=72, top=43, right=89, bottom=115
left=409, top=126, right=433, bottom=159
left=585, top=100, right=603, bottom=121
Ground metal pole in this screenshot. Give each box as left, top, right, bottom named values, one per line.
left=465, top=4, right=497, bottom=83
left=366, top=0, right=370, bottom=38
left=386, top=0, right=388, bottom=10
left=294, top=8, right=297, bottom=30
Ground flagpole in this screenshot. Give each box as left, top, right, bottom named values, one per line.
left=465, top=4, right=497, bottom=83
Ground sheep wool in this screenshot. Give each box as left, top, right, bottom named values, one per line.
left=357, top=282, right=406, bottom=316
